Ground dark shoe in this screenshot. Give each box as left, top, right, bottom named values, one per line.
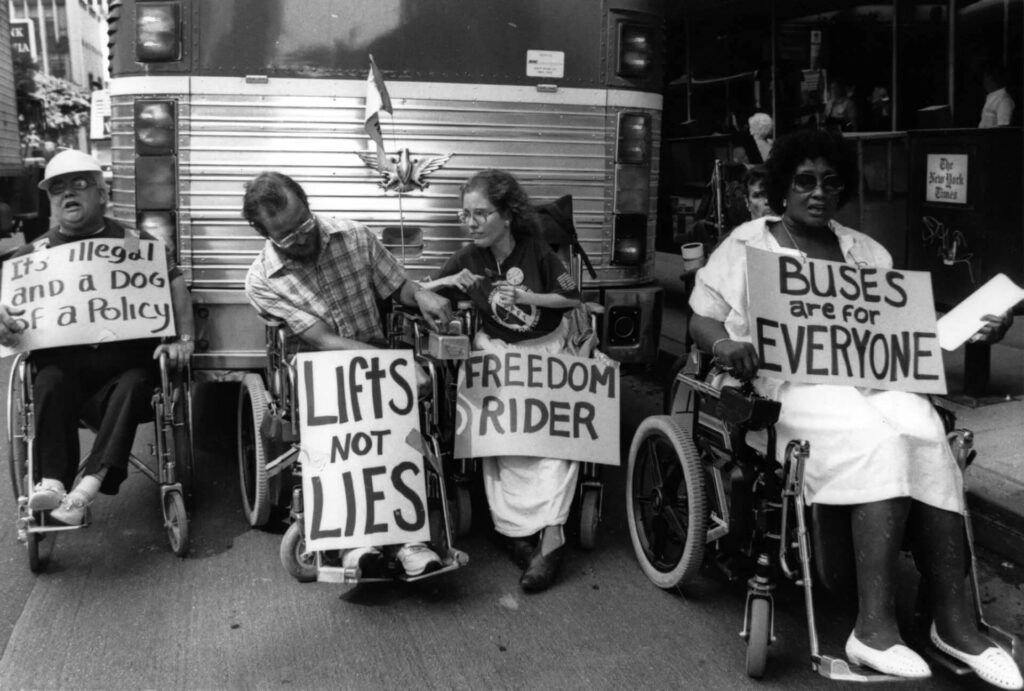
left=509, top=536, right=536, bottom=570
left=519, top=545, right=564, bottom=593
left=341, top=546, right=384, bottom=579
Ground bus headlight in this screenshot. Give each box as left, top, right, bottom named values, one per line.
left=617, top=24, right=653, bottom=80
left=617, top=112, right=650, bottom=165
left=134, top=100, right=176, bottom=155
left=136, top=2, right=181, bottom=62
left=135, top=156, right=177, bottom=209
left=137, top=211, right=177, bottom=255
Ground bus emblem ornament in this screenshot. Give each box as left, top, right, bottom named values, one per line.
left=357, top=148, right=453, bottom=193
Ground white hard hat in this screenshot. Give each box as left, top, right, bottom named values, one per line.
left=38, top=149, right=104, bottom=191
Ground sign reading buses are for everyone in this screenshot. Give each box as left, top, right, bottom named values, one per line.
left=0, top=238, right=175, bottom=355
left=297, top=350, right=431, bottom=551
left=746, top=247, right=946, bottom=394
left=454, top=351, right=620, bottom=465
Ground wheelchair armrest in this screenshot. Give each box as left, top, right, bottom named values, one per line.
left=719, top=385, right=781, bottom=428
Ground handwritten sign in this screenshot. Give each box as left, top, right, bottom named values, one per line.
left=747, top=247, right=946, bottom=394
left=454, top=351, right=620, bottom=465
left=925, top=154, right=968, bottom=205
left=0, top=238, right=175, bottom=355
left=297, top=350, right=431, bottom=551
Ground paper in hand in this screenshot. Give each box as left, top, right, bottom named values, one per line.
left=937, top=274, right=1024, bottom=350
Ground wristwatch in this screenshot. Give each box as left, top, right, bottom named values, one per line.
left=178, top=334, right=194, bottom=344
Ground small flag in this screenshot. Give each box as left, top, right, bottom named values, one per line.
left=364, top=54, right=393, bottom=172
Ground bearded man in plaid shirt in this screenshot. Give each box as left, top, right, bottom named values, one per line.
left=242, top=170, right=452, bottom=578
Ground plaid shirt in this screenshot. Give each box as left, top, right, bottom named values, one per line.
left=245, top=215, right=406, bottom=342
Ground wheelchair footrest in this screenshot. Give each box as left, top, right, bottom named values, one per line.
left=814, top=655, right=916, bottom=683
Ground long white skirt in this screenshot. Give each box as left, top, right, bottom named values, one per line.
left=474, top=323, right=580, bottom=538
left=772, top=382, right=963, bottom=514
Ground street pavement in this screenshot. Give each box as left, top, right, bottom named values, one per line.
left=0, top=366, right=1021, bottom=689
left=655, top=249, right=1024, bottom=567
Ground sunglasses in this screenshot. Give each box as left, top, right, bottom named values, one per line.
left=48, top=176, right=97, bottom=195
left=791, top=172, right=845, bottom=195
left=269, top=215, right=316, bottom=248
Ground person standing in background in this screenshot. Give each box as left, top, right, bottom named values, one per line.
left=979, top=63, right=1015, bottom=128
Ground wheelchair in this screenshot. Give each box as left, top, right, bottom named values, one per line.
left=235, top=306, right=474, bottom=584
left=435, top=298, right=610, bottom=551
left=7, top=350, right=195, bottom=571
left=626, top=348, right=1019, bottom=681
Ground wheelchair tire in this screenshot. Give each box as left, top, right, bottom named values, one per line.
left=172, top=379, right=196, bottom=511
left=27, top=531, right=55, bottom=573
left=163, top=490, right=189, bottom=557
left=578, top=488, right=600, bottom=550
left=626, top=415, right=708, bottom=590
left=237, top=374, right=271, bottom=527
left=453, top=484, right=473, bottom=538
left=280, top=521, right=317, bottom=583
left=745, top=597, right=771, bottom=678
left=7, top=354, right=29, bottom=501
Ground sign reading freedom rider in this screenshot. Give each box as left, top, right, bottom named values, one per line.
left=746, top=247, right=946, bottom=394
left=454, top=350, right=620, bottom=465
left=297, top=350, right=431, bottom=551
left=0, top=238, right=176, bottom=355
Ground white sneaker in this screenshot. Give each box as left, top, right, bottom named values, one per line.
left=341, top=546, right=383, bottom=578
left=27, top=478, right=66, bottom=511
left=396, top=543, right=442, bottom=576
left=49, top=490, right=90, bottom=526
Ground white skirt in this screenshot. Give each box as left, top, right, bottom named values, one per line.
left=475, top=323, right=580, bottom=537
left=771, top=382, right=963, bottom=514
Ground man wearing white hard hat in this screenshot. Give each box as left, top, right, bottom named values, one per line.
left=0, top=149, right=195, bottom=525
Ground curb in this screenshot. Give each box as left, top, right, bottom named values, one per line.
left=967, top=492, right=1024, bottom=567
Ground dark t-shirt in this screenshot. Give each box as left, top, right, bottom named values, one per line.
left=437, top=235, right=579, bottom=343
left=12, top=217, right=181, bottom=281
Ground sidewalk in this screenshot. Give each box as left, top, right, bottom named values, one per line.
left=654, top=250, right=1024, bottom=565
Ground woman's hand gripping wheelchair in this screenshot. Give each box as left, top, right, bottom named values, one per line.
left=626, top=348, right=1018, bottom=681
left=8, top=351, right=195, bottom=571
left=236, top=308, right=474, bottom=583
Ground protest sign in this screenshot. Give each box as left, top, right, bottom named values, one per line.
left=746, top=247, right=946, bottom=394
left=0, top=238, right=176, bottom=355
left=454, top=350, right=620, bottom=465
left=297, top=350, right=431, bottom=551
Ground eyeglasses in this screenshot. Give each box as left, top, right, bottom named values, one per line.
left=48, top=176, right=96, bottom=195
left=791, top=173, right=845, bottom=196
left=268, top=215, right=316, bottom=248
left=456, top=208, right=499, bottom=225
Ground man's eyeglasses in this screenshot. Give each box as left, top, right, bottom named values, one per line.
left=268, top=215, right=316, bottom=248
left=48, top=176, right=96, bottom=195
left=456, top=208, right=499, bottom=225
left=791, top=173, right=845, bottom=196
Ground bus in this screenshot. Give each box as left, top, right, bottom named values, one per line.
left=105, top=0, right=667, bottom=373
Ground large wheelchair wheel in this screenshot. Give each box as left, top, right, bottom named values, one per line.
left=7, top=355, right=29, bottom=501
left=626, top=415, right=708, bottom=589
left=172, top=379, right=196, bottom=510
left=280, top=521, right=317, bottom=582
left=745, top=597, right=771, bottom=678
left=237, top=374, right=271, bottom=527
left=163, top=490, right=189, bottom=557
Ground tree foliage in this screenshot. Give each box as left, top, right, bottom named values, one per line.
left=32, top=72, right=91, bottom=131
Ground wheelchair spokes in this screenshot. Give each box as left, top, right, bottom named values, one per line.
left=627, top=415, right=708, bottom=589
